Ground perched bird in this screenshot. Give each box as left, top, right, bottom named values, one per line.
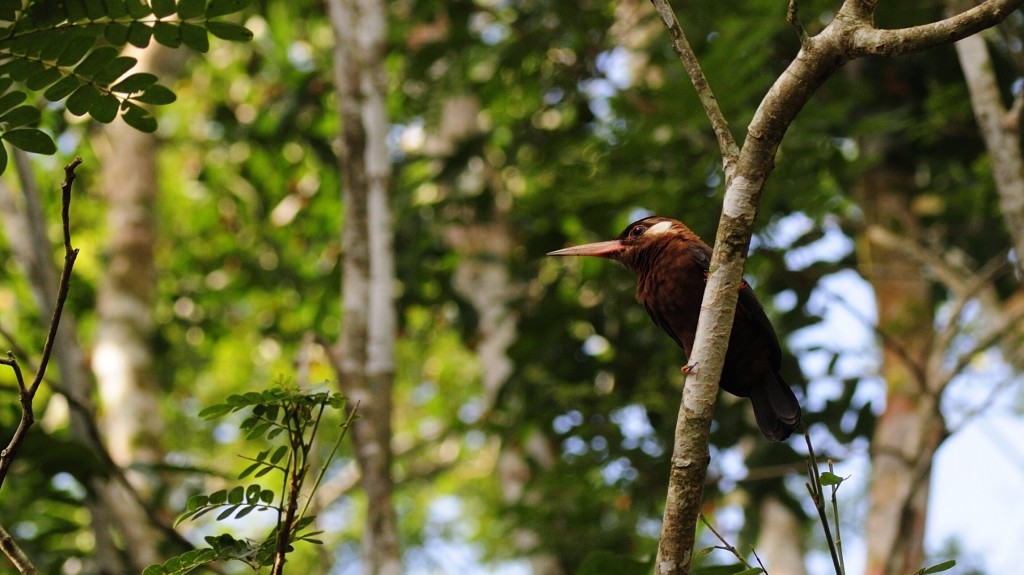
left=548, top=216, right=801, bottom=441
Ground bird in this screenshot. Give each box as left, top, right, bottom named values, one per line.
left=548, top=215, right=801, bottom=441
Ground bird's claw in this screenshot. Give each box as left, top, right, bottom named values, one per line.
left=681, top=362, right=699, bottom=376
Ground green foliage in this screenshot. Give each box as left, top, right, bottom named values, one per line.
left=913, top=560, right=957, bottom=575
left=0, top=0, right=255, bottom=172
left=144, top=384, right=350, bottom=574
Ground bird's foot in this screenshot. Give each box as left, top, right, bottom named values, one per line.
left=681, top=362, right=699, bottom=376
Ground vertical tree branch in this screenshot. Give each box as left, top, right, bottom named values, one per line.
left=949, top=0, right=1024, bottom=279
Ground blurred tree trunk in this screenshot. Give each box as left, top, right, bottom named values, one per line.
left=756, top=496, right=808, bottom=575
left=328, top=0, right=401, bottom=573
left=857, top=161, right=942, bottom=575
left=93, top=44, right=182, bottom=486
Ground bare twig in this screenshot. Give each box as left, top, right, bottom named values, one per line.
left=0, top=522, right=38, bottom=575
left=787, top=0, right=809, bottom=45
left=647, top=0, right=739, bottom=170
left=0, top=158, right=82, bottom=493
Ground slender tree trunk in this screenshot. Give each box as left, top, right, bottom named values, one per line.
left=328, top=0, right=400, bottom=572
left=93, top=44, right=182, bottom=483
left=857, top=163, right=943, bottom=575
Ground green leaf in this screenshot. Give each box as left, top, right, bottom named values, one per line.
left=270, top=445, right=288, bottom=464
left=127, top=21, right=153, bottom=48
left=89, top=93, right=119, bottom=123
left=82, top=0, right=106, bottom=19
left=103, top=0, right=128, bottom=19
left=0, top=79, right=13, bottom=95
left=122, top=104, right=157, bottom=132
left=177, top=0, right=204, bottom=19
left=0, top=106, right=41, bottom=128
left=205, top=20, right=253, bottom=42
left=0, top=59, right=43, bottom=82
left=26, top=66, right=63, bottom=91
left=0, top=144, right=8, bottom=175
left=205, top=0, right=250, bottom=18
left=57, top=35, right=97, bottom=66
left=254, top=465, right=274, bottom=478
left=153, top=21, right=181, bottom=48
left=104, top=21, right=130, bottom=45
left=819, top=472, right=845, bottom=486
left=151, top=0, right=175, bottom=17
left=65, top=0, right=87, bottom=21
left=915, top=560, right=956, bottom=575
left=245, top=483, right=261, bottom=503
left=227, top=486, right=244, bottom=504
left=44, top=76, right=82, bottom=102
left=733, top=569, right=765, bottom=575
left=94, top=56, right=137, bottom=84
left=141, top=565, right=165, bottom=575
left=208, top=489, right=227, bottom=504
left=0, top=0, right=18, bottom=20
left=124, top=0, right=150, bottom=17
left=198, top=403, right=234, bottom=419
left=216, top=504, right=239, bottom=521
left=186, top=494, right=209, bottom=511
left=2, top=129, right=57, bottom=155
left=0, top=91, right=27, bottom=116
left=238, top=462, right=261, bottom=479
left=111, top=72, right=158, bottom=93
left=179, top=22, right=209, bottom=52
left=260, top=489, right=274, bottom=504
left=66, top=84, right=100, bottom=116
left=235, top=505, right=256, bottom=519
left=74, top=46, right=119, bottom=77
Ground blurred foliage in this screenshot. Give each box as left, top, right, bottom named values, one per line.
left=0, top=0, right=1021, bottom=573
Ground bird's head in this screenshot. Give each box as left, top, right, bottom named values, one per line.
left=547, top=216, right=698, bottom=273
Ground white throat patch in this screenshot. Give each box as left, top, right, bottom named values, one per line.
left=645, top=220, right=674, bottom=236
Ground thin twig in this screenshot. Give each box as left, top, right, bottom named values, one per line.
left=0, top=158, right=82, bottom=493
left=827, top=460, right=845, bottom=575
left=0, top=521, right=38, bottom=574
left=698, top=514, right=753, bottom=569
left=787, top=0, right=809, bottom=45
left=803, top=425, right=842, bottom=575
left=647, top=0, right=739, bottom=170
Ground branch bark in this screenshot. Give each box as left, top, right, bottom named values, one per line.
left=949, top=0, right=1024, bottom=279
left=650, top=1, right=1024, bottom=573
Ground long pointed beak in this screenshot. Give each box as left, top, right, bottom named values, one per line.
left=547, top=240, right=624, bottom=258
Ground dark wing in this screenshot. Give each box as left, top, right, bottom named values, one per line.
left=736, top=280, right=783, bottom=369
left=644, top=301, right=685, bottom=350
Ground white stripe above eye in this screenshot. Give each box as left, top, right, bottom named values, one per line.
left=646, top=220, right=673, bottom=235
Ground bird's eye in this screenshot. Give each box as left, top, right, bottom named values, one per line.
left=630, top=225, right=646, bottom=238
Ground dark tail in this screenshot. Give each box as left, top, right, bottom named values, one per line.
left=749, top=371, right=801, bottom=441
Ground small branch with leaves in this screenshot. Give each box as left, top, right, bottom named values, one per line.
left=144, top=384, right=356, bottom=575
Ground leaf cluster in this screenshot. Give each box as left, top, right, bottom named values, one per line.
left=0, top=0, right=254, bottom=172
left=144, top=384, right=347, bottom=574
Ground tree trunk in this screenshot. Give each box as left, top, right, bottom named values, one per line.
left=757, top=496, right=808, bottom=575
left=93, top=44, right=182, bottom=484
left=857, top=164, right=944, bottom=575
left=328, top=0, right=400, bottom=572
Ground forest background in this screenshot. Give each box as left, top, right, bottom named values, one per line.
left=1, top=0, right=1024, bottom=574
